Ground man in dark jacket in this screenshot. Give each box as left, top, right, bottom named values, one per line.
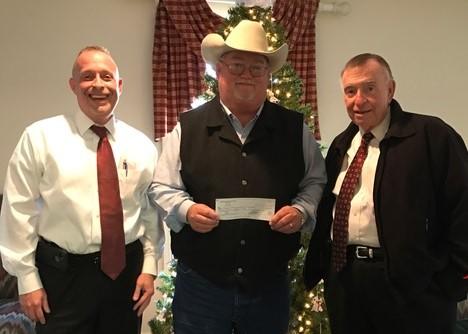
left=304, top=53, right=468, bottom=334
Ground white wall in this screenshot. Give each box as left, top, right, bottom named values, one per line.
left=0, top=0, right=156, bottom=189
left=315, top=0, right=468, bottom=146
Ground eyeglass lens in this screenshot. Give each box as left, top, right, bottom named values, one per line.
left=220, top=61, right=268, bottom=77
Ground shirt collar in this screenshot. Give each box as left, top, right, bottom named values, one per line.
left=359, top=108, right=391, bottom=142
left=74, top=110, right=117, bottom=139
left=220, top=100, right=264, bottom=125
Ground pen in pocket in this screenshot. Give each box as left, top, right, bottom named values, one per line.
left=123, top=160, right=128, bottom=177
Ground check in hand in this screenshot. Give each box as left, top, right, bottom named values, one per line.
left=270, top=206, right=303, bottom=234
left=187, top=203, right=220, bottom=233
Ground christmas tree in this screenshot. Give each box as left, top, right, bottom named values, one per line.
left=150, top=5, right=329, bottom=334
left=148, top=260, right=175, bottom=333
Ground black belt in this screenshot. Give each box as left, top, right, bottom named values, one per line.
left=347, top=245, right=384, bottom=261
left=68, top=240, right=141, bottom=264
left=36, top=238, right=141, bottom=270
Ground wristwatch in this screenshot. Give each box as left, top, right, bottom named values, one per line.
left=295, top=208, right=306, bottom=226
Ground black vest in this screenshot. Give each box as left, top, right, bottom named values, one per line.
left=172, top=97, right=305, bottom=291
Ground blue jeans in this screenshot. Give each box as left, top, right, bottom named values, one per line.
left=454, top=320, right=468, bottom=334
left=172, top=262, right=290, bottom=334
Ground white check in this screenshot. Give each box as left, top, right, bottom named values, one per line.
left=215, top=198, right=276, bottom=221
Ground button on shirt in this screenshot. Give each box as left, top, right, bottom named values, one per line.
left=332, top=112, right=390, bottom=247
left=151, top=101, right=327, bottom=233
left=0, top=110, right=164, bottom=294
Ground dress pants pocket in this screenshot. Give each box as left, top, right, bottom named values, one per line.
left=36, top=239, right=69, bottom=272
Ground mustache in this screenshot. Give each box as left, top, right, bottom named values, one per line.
left=235, top=80, right=255, bottom=85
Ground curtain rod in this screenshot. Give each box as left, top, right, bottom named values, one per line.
left=318, top=2, right=351, bottom=15
left=205, top=1, right=352, bottom=16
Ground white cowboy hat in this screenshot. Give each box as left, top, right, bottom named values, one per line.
left=201, top=20, right=288, bottom=73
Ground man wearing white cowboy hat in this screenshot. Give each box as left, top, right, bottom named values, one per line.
left=151, top=20, right=326, bottom=333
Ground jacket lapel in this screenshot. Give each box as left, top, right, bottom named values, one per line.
left=204, top=98, right=242, bottom=146
left=245, top=101, right=278, bottom=146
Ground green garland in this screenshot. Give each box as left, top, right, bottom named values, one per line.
left=288, top=235, right=330, bottom=333
left=148, top=260, right=175, bottom=333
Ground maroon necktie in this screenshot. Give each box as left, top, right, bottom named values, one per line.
left=331, top=132, right=374, bottom=272
left=91, top=125, right=125, bottom=280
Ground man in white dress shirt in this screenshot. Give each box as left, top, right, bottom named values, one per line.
left=0, top=46, right=164, bottom=334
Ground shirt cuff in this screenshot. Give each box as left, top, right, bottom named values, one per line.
left=141, top=254, right=158, bottom=277
left=292, top=204, right=314, bottom=232
left=17, top=269, right=43, bottom=295
left=177, top=199, right=196, bottom=224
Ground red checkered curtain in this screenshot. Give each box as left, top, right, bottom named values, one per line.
left=153, top=0, right=223, bottom=139
left=273, top=0, right=321, bottom=139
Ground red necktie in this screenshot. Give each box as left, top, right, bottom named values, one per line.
left=91, top=125, right=125, bottom=280
left=331, top=132, right=374, bottom=272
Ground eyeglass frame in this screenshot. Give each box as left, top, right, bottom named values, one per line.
left=218, top=59, right=270, bottom=78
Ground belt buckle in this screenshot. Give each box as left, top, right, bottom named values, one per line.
left=355, top=246, right=373, bottom=259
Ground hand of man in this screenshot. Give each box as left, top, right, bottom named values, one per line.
left=132, top=273, right=155, bottom=317
left=187, top=203, right=219, bottom=233
left=19, top=288, right=50, bottom=324
left=270, top=206, right=304, bottom=234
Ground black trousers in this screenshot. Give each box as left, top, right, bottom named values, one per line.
left=324, top=257, right=457, bottom=334
left=35, top=240, right=143, bottom=334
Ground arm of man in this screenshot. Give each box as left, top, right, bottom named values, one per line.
left=19, top=288, right=50, bottom=324
left=133, top=149, right=165, bottom=316
left=132, top=273, right=155, bottom=316
left=186, top=203, right=219, bottom=233
left=430, top=122, right=468, bottom=299
left=132, top=202, right=159, bottom=316
left=270, top=124, right=327, bottom=234
left=149, top=123, right=219, bottom=233
left=0, top=129, right=50, bottom=323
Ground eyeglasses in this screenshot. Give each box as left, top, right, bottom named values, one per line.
left=219, top=60, right=269, bottom=78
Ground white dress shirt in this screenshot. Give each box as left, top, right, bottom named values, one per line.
left=0, top=110, right=164, bottom=294
left=150, top=102, right=327, bottom=233
left=332, top=112, right=391, bottom=247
